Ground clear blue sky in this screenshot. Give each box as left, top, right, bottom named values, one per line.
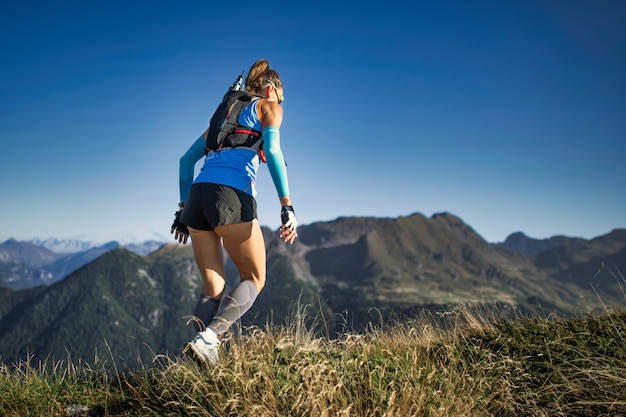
left=1, top=0, right=624, bottom=244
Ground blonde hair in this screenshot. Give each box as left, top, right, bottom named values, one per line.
left=245, top=59, right=283, bottom=94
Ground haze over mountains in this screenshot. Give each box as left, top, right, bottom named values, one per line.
left=1, top=212, right=624, bottom=368
left=0, top=239, right=166, bottom=289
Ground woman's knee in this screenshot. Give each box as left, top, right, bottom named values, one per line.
left=244, top=275, right=265, bottom=293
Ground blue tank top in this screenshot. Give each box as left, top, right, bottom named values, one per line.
left=193, top=99, right=264, bottom=196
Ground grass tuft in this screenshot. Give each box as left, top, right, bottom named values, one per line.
left=1, top=303, right=625, bottom=416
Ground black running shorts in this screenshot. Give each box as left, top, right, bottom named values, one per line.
left=180, top=183, right=257, bottom=231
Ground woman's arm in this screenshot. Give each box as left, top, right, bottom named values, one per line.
left=261, top=101, right=290, bottom=203
left=262, top=126, right=290, bottom=200
left=179, top=136, right=206, bottom=202
left=261, top=100, right=297, bottom=243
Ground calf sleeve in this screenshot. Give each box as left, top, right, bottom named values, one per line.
left=207, top=280, right=258, bottom=335
left=192, top=294, right=220, bottom=332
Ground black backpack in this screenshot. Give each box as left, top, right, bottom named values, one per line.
left=205, top=88, right=263, bottom=155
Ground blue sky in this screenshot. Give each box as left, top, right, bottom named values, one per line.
left=1, top=0, right=624, bottom=245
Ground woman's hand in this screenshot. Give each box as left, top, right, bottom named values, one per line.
left=171, top=210, right=190, bottom=244
left=279, top=225, right=297, bottom=244
left=279, top=205, right=297, bottom=244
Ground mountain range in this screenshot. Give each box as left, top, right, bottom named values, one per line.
left=0, top=239, right=165, bottom=289
left=1, top=212, right=625, bottom=368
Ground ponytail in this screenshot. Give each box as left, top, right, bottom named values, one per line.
left=245, top=59, right=282, bottom=94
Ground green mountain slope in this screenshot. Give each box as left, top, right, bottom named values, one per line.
left=1, top=213, right=624, bottom=368
left=294, top=213, right=626, bottom=324
left=0, top=248, right=200, bottom=367
left=0, top=241, right=323, bottom=367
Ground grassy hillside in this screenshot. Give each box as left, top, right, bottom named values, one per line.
left=3, top=217, right=626, bottom=370
left=1, top=305, right=624, bottom=417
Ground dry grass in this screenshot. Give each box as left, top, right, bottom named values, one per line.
left=1, top=303, right=625, bottom=417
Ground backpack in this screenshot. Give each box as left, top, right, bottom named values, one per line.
left=204, top=77, right=264, bottom=157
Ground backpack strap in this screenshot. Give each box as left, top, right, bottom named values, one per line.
left=205, top=91, right=263, bottom=154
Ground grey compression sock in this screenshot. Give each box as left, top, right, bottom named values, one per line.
left=192, top=294, right=220, bottom=332
left=207, top=280, right=258, bottom=335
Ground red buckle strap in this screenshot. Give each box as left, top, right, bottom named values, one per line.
left=233, top=129, right=261, bottom=137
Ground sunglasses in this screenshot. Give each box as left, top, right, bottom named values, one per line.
left=266, top=80, right=284, bottom=104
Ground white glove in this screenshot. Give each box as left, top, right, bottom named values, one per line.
left=281, top=206, right=297, bottom=232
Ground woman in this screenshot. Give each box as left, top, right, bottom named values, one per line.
left=171, top=59, right=298, bottom=364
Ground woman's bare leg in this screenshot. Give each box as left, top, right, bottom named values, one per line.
left=187, top=227, right=226, bottom=330
left=206, top=219, right=267, bottom=335
left=217, top=219, right=266, bottom=292
left=188, top=227, right=226, bottom=298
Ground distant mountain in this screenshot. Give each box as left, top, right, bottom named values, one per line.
left=1, top=213, right=625, bottom=368
left=281, top=214, right=626, bottom=323
left=28, top=237, right=166, bottom=256
left=498, top=231, right=589, bottom=255
left=30, top=237, right=100, bottom=254
left=533, top=229, right=626, bottom=271
left=0, top=239, right=62, bottom=288
left=1, top=239, right=167, bottom=289
left=29, top=238, right=166, bottom=255
left=123, top=240, right=168, bottom=256
left=46, top=242, right=121, bottom=281
left=0, top=238, right=61, bottom=266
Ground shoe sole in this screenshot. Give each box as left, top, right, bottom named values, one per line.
left=183, top=341, right=219, bottom=366
left=183, top=342, right=210, bottom=366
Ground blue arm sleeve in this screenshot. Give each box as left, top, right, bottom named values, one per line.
left=262, top=126, right=290, bottom=198
left=179, top=137, right=206, bottom=202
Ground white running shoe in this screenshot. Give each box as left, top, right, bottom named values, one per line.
left=184, top=329, right=220, bottom=365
